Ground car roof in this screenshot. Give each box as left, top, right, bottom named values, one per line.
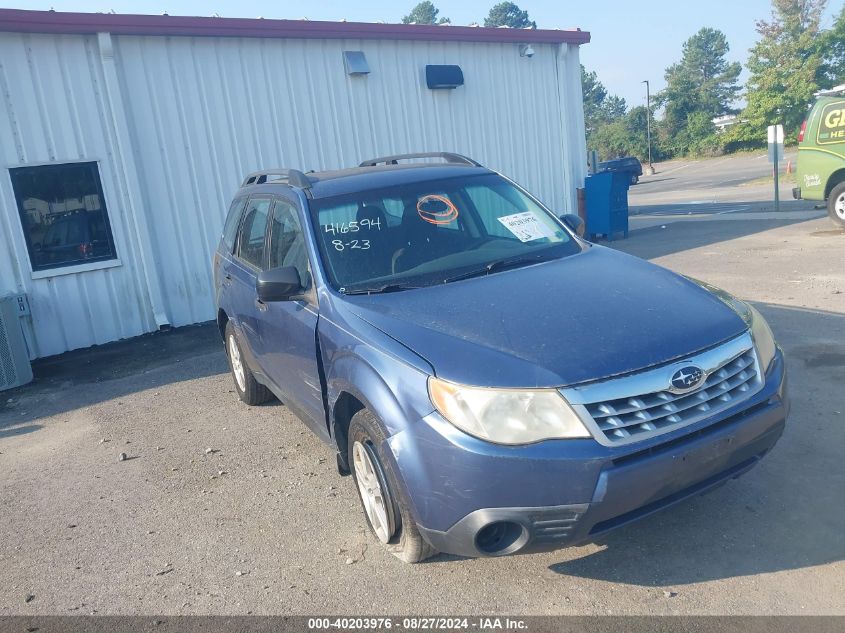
left=599, top=157, right=639, bottom=163
left=238, top=163, right=493, bottom=200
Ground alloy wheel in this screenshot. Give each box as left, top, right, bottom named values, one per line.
left=835, top=192, right=845, bottom=220
left=352, top=441, right=392, bottom=543
left=227, top=334, right=246, bottom=392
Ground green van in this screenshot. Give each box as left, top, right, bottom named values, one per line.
left=795, top=87, right=845, bottom=227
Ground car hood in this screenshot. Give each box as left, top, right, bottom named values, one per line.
left=342, top=246, right=748, bottom=388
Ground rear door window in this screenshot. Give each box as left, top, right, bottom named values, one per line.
left=222, top=196, right=247, bottom=253
left=236, top=196, right=272, bottom=269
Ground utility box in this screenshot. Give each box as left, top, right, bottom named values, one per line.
left=584, top=171, right=630, bottom=241
left=0, top=294, right=33, bottom=391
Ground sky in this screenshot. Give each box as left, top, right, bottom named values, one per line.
left=4, top=0, right=841, bottom=109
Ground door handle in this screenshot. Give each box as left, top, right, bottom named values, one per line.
left=255, top=298, right=268, bottom=312
left=222, top=274, right=232, bottom=287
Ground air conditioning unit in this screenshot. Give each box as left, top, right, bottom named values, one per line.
left=0, top=294, right=33, bottom=391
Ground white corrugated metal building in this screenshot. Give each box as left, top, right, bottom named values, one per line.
left=0, top=9, right=590, bottom=360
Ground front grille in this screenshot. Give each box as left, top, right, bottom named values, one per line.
left=561, top=333, right=763, bottom=447
left=587, top=349, right=758, bottom=443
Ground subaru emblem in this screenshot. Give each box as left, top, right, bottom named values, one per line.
left=670, top=366, right=704, bottom=391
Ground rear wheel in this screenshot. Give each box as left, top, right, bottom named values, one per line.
left=828, top=182, right=845, bottom=228
left=347, top=409, right=438, bottom=563
left=225, top=321, right=272, bottom=405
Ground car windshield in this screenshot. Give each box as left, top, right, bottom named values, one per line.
left=309, top=173, right=580, bottom=292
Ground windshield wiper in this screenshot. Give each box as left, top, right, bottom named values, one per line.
left=443, top=253, right=555, bottom=284
left=342, top=283, right=421, bottom=295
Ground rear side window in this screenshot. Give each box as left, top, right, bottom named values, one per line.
left=236, top=197, right=272, bottom=269
left=222, top=196, right=246, bottom=252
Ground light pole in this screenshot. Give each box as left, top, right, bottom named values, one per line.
left=642, top=80, right=654, bottom=175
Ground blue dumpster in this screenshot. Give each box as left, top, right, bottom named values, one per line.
left=584, top=171, right=630, bottom=241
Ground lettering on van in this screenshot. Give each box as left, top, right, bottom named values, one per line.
left=818, top=100, right=845, bottom=145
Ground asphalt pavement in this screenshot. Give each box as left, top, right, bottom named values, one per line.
left=2, top=155, right=844, bottom=616
left=630, top=152, right=800, bottom=209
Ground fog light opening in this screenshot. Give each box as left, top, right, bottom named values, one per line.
left=474, top=521, right=526, bottom=555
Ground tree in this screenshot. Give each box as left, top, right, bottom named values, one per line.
left=582, top=66, right=608, bottom=137
left=602, top=95, right=628, bottom=120
left=657, top=28, right=741, bottom=153
left=484, top=2, right=536, bottom=29
left=731, top=0, right=826, bottom=144
left=659, top=111, right=721, bottom=157
left=581, top=65, right=627, bottom=145
left=402, top=1, right=449, bottom=25
left=591, top=106, right=659, bottom=161
left=818, top=4, right=845, bottom=87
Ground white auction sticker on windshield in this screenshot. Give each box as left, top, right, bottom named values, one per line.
left=497, top=211, right=555, bottom=242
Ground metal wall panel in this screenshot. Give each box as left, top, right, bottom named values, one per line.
left=0, top=32, right=154, bottom=358
left=114, top=35, right=585, bottom=330
left=0, top=29, right=587, bottom=357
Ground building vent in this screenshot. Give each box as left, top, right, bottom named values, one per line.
left=343, top=51, right=370, bottom=76
left=0, top=294, right=33, bottom=391
left=425, top=65, right=464, bottom=89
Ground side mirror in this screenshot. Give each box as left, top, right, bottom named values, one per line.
left=560, top=213, right=585, bottom=238
left=256, top=266, right=302, bottom=302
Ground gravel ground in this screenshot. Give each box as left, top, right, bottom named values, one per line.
left=1, top=213, right=844, bottom=616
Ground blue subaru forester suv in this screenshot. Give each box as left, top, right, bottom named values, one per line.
left=213, top=153, right=788, bottom=562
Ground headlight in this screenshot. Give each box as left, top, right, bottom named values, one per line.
left=685, top=277, right=778, bottom=373
left=748, top=304, right=777, bottom=372
left=428, top=377, right=591, bottom=445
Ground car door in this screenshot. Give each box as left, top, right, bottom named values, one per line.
left=215, top=195, right=247, bottom=314
left=255, top=194, right=326, bottom=435
left=228, top=195, right=273, bottom=367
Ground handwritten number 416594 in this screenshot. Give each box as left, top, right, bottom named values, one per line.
left=324, top=218, right=382, bottom=235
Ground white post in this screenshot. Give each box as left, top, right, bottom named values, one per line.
left=555, top=43, right=587, bottom=213
left=767, top=124, right=784, bottom=213
left=97, top=32, right=170, bottom=329
left=774, top=141, right=780, bottom=212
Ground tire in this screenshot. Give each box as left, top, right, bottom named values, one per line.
left=224, top=321, right=272, bottom=406
left=347, top=409, right=438, bottom=563
left=827, top=182, right=845, bottom=228
left=630, top=174, right=639, bottom=185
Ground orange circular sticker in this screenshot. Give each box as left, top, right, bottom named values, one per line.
left=417, top=194, right=459, bottom=225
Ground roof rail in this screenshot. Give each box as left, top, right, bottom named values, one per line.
left=241, top=168, right=311, bottom=188
left=358, top=152, right=482, bottom=167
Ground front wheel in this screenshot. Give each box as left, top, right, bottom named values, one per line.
left=827, top=182, right=845, bottom=228
left=630, top=174, right=639, bottom=185
left=348, top=409, right=438, bottom=563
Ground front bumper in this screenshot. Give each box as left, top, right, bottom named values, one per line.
left=388, top=351, right=788, bottom=558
